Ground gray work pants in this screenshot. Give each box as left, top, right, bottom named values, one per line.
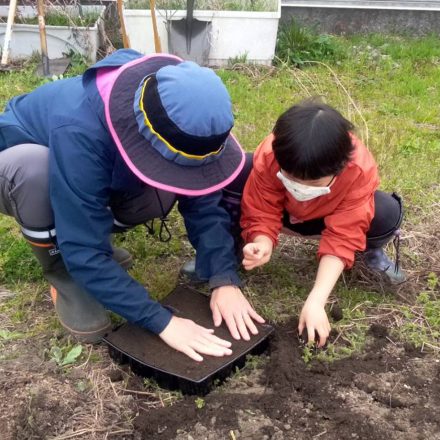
left=0, top=144, right=176, bottom=238
left=0, top=144, right=53, bottom=229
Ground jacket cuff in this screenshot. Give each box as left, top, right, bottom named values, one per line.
left=140, top=306, right=173, bottom=334
left=209, top=270, right=242, bottom=290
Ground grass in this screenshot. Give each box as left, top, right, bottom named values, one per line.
left=0, top=33, right=439, bottom=370
left=276, top=19, right=345, bottom=67
left=13, top=11, right=101, bottom=27
left=127, top=0, right=278, bottom=11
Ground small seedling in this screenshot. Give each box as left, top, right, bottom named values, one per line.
left=49, top=343, right=83, bottom=367
left=298, top=330, right=321, bottom=364
left=427, top=272, right=439, bottom=291
left=301, top=343, right=316, bottom=364
left=195, top=397, right=205, bottom=409
left=0, top=329, right=24, bottom=341
left=75, top=380, right=89, bottom=392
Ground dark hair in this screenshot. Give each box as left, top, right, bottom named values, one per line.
left=272, top=99, right=355, bottom=180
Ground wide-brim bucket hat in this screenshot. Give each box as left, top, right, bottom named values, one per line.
left=103, top=54, right=245, bottom=196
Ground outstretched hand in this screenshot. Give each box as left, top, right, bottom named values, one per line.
left=159, top=315, right=233, bottom=362
left=211, top=285, right=265, bottom=341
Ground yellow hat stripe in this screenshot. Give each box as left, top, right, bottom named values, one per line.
left=139, top=78, right=224, bottom=160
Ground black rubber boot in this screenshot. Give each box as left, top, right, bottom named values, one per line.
left=362, top=193, right=406, bottom=285
left=28, top=241, right=112, bottom=343
left=362, top=243, right=406, bottom=284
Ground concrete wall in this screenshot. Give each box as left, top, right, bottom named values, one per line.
left=281, top=6, right=440, bottom=35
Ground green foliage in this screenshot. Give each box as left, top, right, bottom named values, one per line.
left=228, top=52, right=249, bottom=67
left=127, top=0, right=278, bottom=11
left=115, top=209, right=189, bottom=300
left=143, top=377, right=183, bottom=405
left=195, top=397, right=206, bottom=409
left=0, top=219, right=43, bottom=285
left=75, top=380, right=89, bottom=393
left=275, top=19, right=345, bottom=67
left=15, top=12, right=100, bottom=27
left=0, top=33, right=439, bottom=368
left=301, top=304, right=371, bottom=364
left=417, top=291, right=440, bottom=329
left=0, top=329, right=24, bottom=341
left=393, top=273, right=440, bottom=350
left=244, top=353, right=268, bottom=370
left=48, top=341, right=83, bottom=367
left=301, top=342, right=315, bottom=364
left=427, top=272, right=439, bottom=291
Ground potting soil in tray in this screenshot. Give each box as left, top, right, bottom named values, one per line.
left=104, top=285, right=274, bottom=395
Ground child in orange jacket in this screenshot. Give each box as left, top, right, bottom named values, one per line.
left=238, top=99, right=404, bottom=347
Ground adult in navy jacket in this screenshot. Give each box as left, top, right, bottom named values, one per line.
left=0, top=50, right=264, bottom=361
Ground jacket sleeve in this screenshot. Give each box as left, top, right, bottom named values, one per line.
left=240, top=147, right=285, bottom=246
left=318, top=169, right=378, bottom=268
left=178, top=192, right=241, bottom=289
left=49, top=126, right=172, bottom=334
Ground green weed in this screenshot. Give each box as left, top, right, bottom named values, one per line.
left=0, top=219, right=42, bottom=285
left=47, top=340, right=83, bottom=367
left=143, top=377, right=183, bottom=405
left=275, top=19, right=345, bottom=67
left=301, top=343, right=315, bottom=364
left=14, top=12, right=101, bottom=27
left=228, top=53, right=249, bottom=67
left=0, top=329, right=24, bottom=341
left=195, top=397, right=205, bottom=409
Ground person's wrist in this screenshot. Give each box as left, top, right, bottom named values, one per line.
left=254, top=234, right=273, bottom=249
left=306, top=290, right=327, bottom=308
left=212, top=285, right=239, bottom=294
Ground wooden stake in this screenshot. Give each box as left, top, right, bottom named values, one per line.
left=1, top=0, right=18, bottom=66
left=117, top=0, right=131, bottom=48
left=37, top=0, right=50, bottom=76
left=150, top=0, right=162, bottom=53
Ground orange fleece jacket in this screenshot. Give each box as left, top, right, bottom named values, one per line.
left=240, top=133, right=379, bottom=268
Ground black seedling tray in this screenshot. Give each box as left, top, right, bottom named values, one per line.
left=104, top=285, right=274, bottom=395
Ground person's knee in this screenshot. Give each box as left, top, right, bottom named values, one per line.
left=367, top=191, right=403, bottom=247
left=0, top=144, right=52, bottom=228
left=5, top=144, right=49, bottom=189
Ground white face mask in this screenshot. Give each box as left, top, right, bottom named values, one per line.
left=276, top=171, right=331, bottom=202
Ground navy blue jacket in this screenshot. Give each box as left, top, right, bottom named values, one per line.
left=0, top=49, right=241, bottom=334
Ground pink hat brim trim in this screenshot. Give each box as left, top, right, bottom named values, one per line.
left=99, top=54, right=245, bottom=196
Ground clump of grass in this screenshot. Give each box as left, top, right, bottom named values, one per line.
left=0, top=218, right=42, bottom=285
left=14, top=11, right=100, bottom=27
left=228, top=52, right=249, bottom=67
left=142, top=378, right=183, bottom=407
left=275, top=19, right=346, bottom=67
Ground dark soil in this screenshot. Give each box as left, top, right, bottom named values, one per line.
left=2, top=295, right=439, bottom=440
left=133, top=319, right=440, bottom=440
